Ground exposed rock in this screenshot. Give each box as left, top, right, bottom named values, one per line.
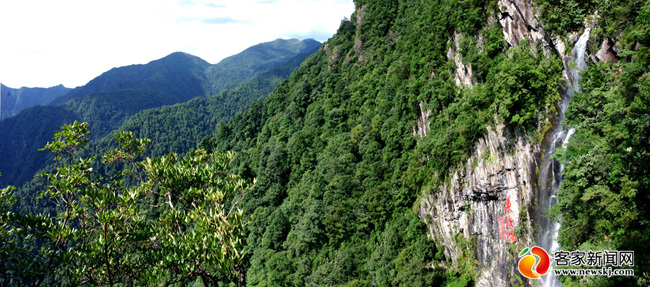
left=324, top=44, right=343, bottom=62
left=356, top=4, right=366, bottom=27
left=497, top=0, right=550, bottom=54
left=552, top=35, right=566, bottom=56
left=330, top=46, right=341, bottom=61
left=595, top=37, right=618, bottom=63
left=354, top=4, right=367, bottom=61
left=413, top=101, right=431, bottom=137
left=418, top=2, right=599, bottom=285
left=447, top=31, right=476, bottom=87
left=354, top=38, right=362, bottom=55
left=611, top=31, right=624, bottom=54
left=419, top=124, right=538, bottom=286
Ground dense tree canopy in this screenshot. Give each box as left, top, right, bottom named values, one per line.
left=1, top=122, right=252, bottom=286
left=1, top=0, right=648, bottom=286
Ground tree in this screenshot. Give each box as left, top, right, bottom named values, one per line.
left=1, top=121, right=252, bottom=286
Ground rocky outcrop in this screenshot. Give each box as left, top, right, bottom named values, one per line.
left=413, top=101, right=431, bottom=138
left=324, top=44, right=341, bottom=62
left=497, top=0, right=561, bottom=59
left=595, top=37, right=618, bottom=63
left=447, top=31, right=476, bottom=86
left=498, top=0, right=543, bottom=47
left=417, top=1, right=615, bottom=286
left=419, top=124, right=538, bottom=286
left=354, top=4, right=367, bottom=61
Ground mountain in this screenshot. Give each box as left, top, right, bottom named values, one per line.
left=11, top=48, right=320, bottom=222
left=3, top=0, right=648, bottom=285
left=49, top=52, right=211, bottom=106
left=205, top=38, right=322, bottom=95
left=53, top=52, right=213, bottom=137
left=0, top=39, right=321, bottom=188
left=194, top=1, right=648, bottom=286
left=84, top=47, right=320, bottom=163
left=51, top=39, right=321, bottom=105
left=0, top=84, right=71, bottom=120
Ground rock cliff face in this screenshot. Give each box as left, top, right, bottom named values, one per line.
left=419, top=124, right=539, bottom=286
left=417, top=1, right=618, bottom=286
left=448, top=31, right=477, bottom=86
left=498, top=0, right=544, bottom=48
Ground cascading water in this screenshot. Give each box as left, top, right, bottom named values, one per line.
left=537, top=27, right=590, bottom=287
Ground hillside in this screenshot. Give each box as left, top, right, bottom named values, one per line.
left=205, top=38, right=322, bottom=95
left=85, top=47, right=319, bottom=162
left=1, top=0, right=648, bottom=286
left=0, top=84, right=70, bottom=120
left=0, top=39, right=320, bottom=188
left=197, top=0, right=649, bottom=286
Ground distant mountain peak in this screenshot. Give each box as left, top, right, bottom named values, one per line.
left=204, top=38, right=321, bottom=95
left=158, top=51, right=211, bottom=65
left=147, top=51, right=212, bottom=70
left=0, top=84, right=71, bottom=121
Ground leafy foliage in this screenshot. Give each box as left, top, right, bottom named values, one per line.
left=1, top=123, right=252, bottom=286
left=0, top=40, right=319, bottom=189
left=550, top=1, right=650, bottom=285
left=197, top=0, right=565, bottom=285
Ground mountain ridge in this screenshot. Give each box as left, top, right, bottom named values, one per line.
left=0, top=38, right=321, bottom=188
left=0, top=84, right=71, bottom=121
left=1, top=0, right=649, bottom=285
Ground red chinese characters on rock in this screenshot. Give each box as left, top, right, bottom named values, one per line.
left=498, top=197, right=517, bottom=243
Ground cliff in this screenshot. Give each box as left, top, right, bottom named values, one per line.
left=419, top=123, right=538, bottom=286
left=417, top=0, right=621, bottom=286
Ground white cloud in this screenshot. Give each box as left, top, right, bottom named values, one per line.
left=0, top=0, right=354, bottom=88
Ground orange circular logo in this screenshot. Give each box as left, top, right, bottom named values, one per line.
left=518, top=246, right=550, bottom=279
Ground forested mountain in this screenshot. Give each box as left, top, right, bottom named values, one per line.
left=1, top=0, right=648, bottom=286
left=0, top=84, right=70, bottom=120
left=48, top=52, right=211, bottom=106
left=10, top=48, right=319, bottom=225
left=205, top=38, right=322, bottom=95
left=0, top=39, right=320, bottom=188
left=84, top=48, right=319, bottom=163
left=197, top=0, right=649, bottom=286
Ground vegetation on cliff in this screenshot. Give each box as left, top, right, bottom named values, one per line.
left=1, top=0, right=649, bottom=286
left=551, top=1, right=650, bottom=285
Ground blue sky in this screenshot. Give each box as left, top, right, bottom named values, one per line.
left=0, top=0, right=355, bottom=88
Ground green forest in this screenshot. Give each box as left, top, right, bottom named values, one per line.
left=0, top=39, right=320, bottom=189
left=1, top=0, right=649, bottom=286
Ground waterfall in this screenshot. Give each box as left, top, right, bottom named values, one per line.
left=537, top=27, right=590, bottom=287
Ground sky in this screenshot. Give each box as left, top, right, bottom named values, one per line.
left=0, top=0, right=355, bottom=88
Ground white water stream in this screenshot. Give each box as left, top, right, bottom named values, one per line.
left=538, top=27, right=590, bottom=287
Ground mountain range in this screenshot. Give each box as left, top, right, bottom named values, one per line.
left=0, top=38, right=321, bottom=188
left=2, top=0, right=649, bottom=286
left=0, top=84, right=71, bottom=120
